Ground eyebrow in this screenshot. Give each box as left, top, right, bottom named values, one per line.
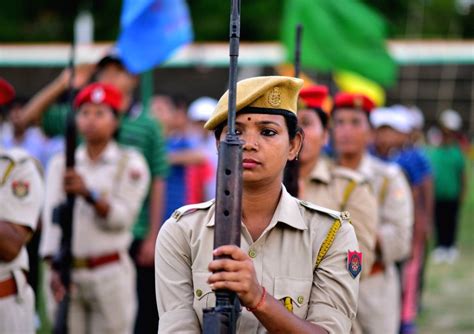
left=235, top=120, right=282, bottom=127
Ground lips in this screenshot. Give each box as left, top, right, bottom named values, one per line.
left=242, top=158, right=261, bottom=169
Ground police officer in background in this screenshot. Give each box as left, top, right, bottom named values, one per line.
left=0, top=77, right=44, bottom=333
left=40, top=82, right=150, bottom=333
left=331, top=93, right=413, bottom=334
left=297, top=85, right=378, bottom=280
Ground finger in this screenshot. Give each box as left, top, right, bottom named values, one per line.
left=65, top=168, right=75, bottom=175
left=207, top=271, right=245, bottom=285
left=208, top=258, right=246, bottom=273
left=209, top=280, right=247, bottom=294
left=213, top=245, right=249, bottom=261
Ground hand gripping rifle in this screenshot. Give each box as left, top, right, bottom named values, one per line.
left=283, top=24, right=303, bottom=197
left=52, top=39, right=77, bottom=334
left=202, top=1, right=242, bottom=333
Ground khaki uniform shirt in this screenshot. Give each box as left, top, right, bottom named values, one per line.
left=358, top=154, right=413, bottom=264
left=40, top=141, right=150, bottom=258
left=155, top=186, right=360, bottom=334
left=301, top=157, right=378, bottom=280
left=0, top=147, right=43, bottom=278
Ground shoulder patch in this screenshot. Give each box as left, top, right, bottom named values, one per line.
left=299, top=200, right=347, bottom=222
left=171, top=200, right=215, bottom=221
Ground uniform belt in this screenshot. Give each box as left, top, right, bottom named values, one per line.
left=370, top=260, right=385, bottom=275
left=73, top=252, right=121, bottom=269
left=0, top=276, right=17, bottom=298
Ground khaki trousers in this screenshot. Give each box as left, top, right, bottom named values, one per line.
left=0, top=270, right=35, bottom=334
left=68, top=254, right=136, bottom=334
left=354, top=264, right=400, bottom=334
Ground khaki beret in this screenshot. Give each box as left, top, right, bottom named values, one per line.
left=204, top=76, right=304, bottom=130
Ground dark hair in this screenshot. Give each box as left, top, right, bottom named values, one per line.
left=314, top=109, right=329, bottom=128
left=169, top=94, right=189, bottom=113
left=214, top=112, right=299, bottom=140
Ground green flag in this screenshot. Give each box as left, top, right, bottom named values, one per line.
left=281, top=0, right=396, bottom=86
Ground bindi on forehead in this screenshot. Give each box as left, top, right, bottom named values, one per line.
left=247, top=117, right=252, bottom=121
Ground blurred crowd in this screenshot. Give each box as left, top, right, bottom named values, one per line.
left=0, top=50, right=470, bottom=334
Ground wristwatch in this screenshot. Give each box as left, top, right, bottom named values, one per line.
left=84, top=189, right=100, bottom=205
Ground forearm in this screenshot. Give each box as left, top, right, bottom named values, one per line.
left=168, top=150, right=206, bottom=166
left=254, top=294, right=327, bottom=334
left=21, top=78, right=66, bottom=126
left=148, top=178, right=165, bottom=239
left=0, top=221, right=29, bottom=261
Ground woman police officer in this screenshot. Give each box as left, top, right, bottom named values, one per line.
left=155, top=76, right=360, bottom=333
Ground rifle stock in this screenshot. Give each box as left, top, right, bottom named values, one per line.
left=203, top=1, right=243, bottom=333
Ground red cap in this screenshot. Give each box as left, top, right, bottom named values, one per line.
left=299, top=85, right=329, bottom=110
left=0, top=78, right=15, bottom=106
left=74, top=83, right=122, bottom=111
left=333, top=92, right=375, bottom=114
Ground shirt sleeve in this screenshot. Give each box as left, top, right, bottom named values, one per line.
left=41, top=104, right=69, bottom=138
left=149, top=118, right=169, bottom=178
left=39, top=154, right=65, bottom=258
left=1, top=158, right=43, bottom=230
left=155, top=219, right=200, bottom=333
left=307, top=221, right=360, bottom=334
left=346, top=182, right=378, bottom=279
left=102, top=150, right=150, bottom=230
left=379, top=168, right=414, bottom=263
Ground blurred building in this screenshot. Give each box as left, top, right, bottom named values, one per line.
left=0, top=41, right=473, bottom=136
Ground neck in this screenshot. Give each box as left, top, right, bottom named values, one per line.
left=86, top=141, right=109, bottom=161
left=13, top=129, right=25, bottom=141
left=338, top=151, right=364, bottom=170
left=241, top=179, right=281, bottom=229
left=299, top=157, right=318, bottom=179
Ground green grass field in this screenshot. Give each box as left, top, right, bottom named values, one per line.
left=418, top=161, right=474, bottom=334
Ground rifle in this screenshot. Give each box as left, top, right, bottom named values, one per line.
left=283, top=24, right=303, bottom=197
left=52, top=38, right=77, bottom=334
left=202, top=0, right=242, bottom=333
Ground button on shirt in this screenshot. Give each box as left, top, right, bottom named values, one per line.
left=155, top=186, right=359, bottom=334
left=40, top=141, right=150, bottom=258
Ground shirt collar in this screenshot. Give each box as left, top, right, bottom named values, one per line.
left=76, top=141, right=121, bottom=164
left=206, top=185, right=307, bottom=231
left=309, top=157, right=332, bottom=184
left=358, top=152, right=374, bottom=179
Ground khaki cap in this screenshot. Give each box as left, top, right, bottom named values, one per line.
left=204, top=76, right=304, bottom=130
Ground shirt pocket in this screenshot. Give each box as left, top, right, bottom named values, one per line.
left=192, top=271, right=215, bottom=324
left=273, top=276, right=312, bottom=319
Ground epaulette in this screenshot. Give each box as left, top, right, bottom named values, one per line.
left=1, top=147, right=43, bottom=184
left=171, top=200, right=215, bottom=221
left=299, top=200, right=350, bottom=223
left=300, top=200, right=351, bottom=269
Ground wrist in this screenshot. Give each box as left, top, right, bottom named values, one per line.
left=246, top=286, right=266, bottom=312
left=53, top=77, right=68, bottom=92
left=84, top=189, right=100, bottom=205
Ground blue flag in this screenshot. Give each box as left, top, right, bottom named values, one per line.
left=118, top=0, right=193, bottom=74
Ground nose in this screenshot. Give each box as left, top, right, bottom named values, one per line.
left=242, top=140, right=258, bottom=151
left=240, top=132, right=259, bottom=151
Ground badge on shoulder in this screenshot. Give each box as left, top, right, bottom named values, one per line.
left=11, top=180, right=29, bottom=198
left=347, top=250, right=362, bottom=278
